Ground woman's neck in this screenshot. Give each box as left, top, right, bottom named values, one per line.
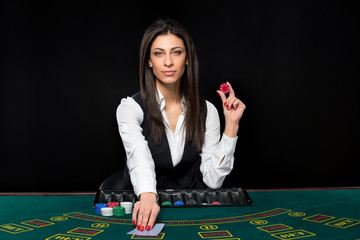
left=156, top=80, right=182, bottom=105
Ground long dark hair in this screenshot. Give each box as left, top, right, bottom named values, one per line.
left=139, top=19, right=204, bottom=151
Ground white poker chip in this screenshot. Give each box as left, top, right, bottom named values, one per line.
left=120, top=202, right=133, bottom=214
left=100, top=207, right=113, bottom=216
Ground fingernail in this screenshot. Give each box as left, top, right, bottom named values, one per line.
left=233, top=106, right=236, bottom=110
left=147, top=226, right=151, bottom=231
left=137, top=225, right=140, bottom=230
left=132, top=220, right=136, bottom=225
left=227, top=106, right=230, bottom=110
left=224, top=102, right=227, bottom=106
left=140, top=226, right=144, bottom=231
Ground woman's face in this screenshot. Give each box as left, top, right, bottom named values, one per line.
left=149, top=33, right=187, bottom=86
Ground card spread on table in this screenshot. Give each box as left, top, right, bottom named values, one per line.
left=127, top=223, right=165, bottom=236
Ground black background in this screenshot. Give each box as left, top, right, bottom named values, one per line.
left=1, top=1, right=358, bottom=192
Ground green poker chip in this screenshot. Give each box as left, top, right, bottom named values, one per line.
left=113, top=206, right=125, bottom=216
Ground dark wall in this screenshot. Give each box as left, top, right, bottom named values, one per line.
left=1, top=2, right=358, bottom=191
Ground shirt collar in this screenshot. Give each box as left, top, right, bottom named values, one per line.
left=156, top=87, right=186, bottom=112
left=156, top=87, right=166, bottom=111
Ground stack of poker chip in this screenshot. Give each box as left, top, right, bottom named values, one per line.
left=161, top=201, right=172, bottom=206
left=107, top=202, right=120, bottom=208
left=174, top=200, right=184, bottom=206
left=120, top=202, right=133, bottom=214
left=95, top=203, right=107, bottom=214
left=100, top=207, right=113, bottom=216
left=113, top=206, right=126, bottom=217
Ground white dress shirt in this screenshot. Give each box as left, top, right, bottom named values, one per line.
left=116, top=88, right=238, bottom=197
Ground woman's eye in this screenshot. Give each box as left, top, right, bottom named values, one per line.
left=172, top=50, right=182, bottom=55
left=153, top=52, right=163, bottom=56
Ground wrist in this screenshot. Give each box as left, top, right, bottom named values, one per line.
left=139, top=192, right=158, bottom=202
left=224, top=121, right=239, bottom=138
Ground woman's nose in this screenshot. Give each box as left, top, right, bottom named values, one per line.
left=164, top=54, right=174, bottom=67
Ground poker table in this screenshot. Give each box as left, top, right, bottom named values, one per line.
left=1, top=188, right=359, bottom=240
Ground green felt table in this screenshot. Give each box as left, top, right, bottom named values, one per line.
left=0, top=189, right=359, bottom=240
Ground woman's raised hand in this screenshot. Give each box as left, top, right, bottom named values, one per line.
left=216, top=82, right=246, bottom=137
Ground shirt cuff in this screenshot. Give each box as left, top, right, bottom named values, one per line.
left=134, top=185, right=158, bottom=199
left=220, top=133, right=238, bottom=156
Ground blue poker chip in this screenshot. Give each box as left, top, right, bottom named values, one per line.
left=96, top=203, right=107, bottom=206
left=95, top=203, right=108, bottom=214
left=95, top=203, right=107, bottom=208
left=173, top=201, right=184, bottom=205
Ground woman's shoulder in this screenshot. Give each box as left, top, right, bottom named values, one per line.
left=118, top=95, right=138, bottom=106
left=204, top=99, right=219, bottom=114
left=202, top=99, right=220, bottom=127
left=116, top=94, right=144, bottom=121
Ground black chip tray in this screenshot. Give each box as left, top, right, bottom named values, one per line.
left=93, top=188, right=253, bottom=208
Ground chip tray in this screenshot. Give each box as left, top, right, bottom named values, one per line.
left=93, top=188, right=253, bottom=208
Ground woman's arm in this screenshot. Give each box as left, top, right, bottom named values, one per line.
left=200, top=101, right=238, bottom=188
left=116, top=97, right=157, bottom=196
left=116, top=97, right=160, bottom=231
left=200, top=82, right=246, bottom=188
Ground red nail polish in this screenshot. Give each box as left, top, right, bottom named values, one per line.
left=227, top=106, right=230, bottom=110
left=147, top=226, right=151, bottom=231
left=137, top=225, right=140, bottom=230
left=140, top=226, right=144, bottom=231
left=233, top=106, right=236, bottom=110
left=132, top=220, right=136, bottom=225
left=224, top=102, right=227, bottom=106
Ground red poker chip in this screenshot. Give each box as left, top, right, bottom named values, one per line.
left=107, top=202, right=120, bottom=208
left=219, top=83, right=229, bottom=94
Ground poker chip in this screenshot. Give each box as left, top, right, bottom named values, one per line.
left=100, top=207, right=113, bottom=216
left=161, top=201, right=172, bottom=206
left=96, top=203, right=107, bottom=208
left=186, top=199, right=197, bottom=205
left=113, top=206, right=126, bottom=217
left=107, top=202, right=120, bottom=208
left=173, top=201, right=184, bottom=205
left=95, top=203, right=107, bottom=214
left=120, top=202, right=133, bottom=214
left=212, top=201, right=221, bottom=205
left=219, top=83, right=229, bottom=94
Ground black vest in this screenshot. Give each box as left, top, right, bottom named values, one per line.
left=123, top=92, right=207, bottom=190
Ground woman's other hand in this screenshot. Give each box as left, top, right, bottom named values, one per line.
left=132, top=192, right=160, bottom=231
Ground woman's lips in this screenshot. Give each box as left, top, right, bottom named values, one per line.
left=162, top=71, right=176, bottom=76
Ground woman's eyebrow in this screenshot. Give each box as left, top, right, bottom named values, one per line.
left=152, top=47, right=184, bottom=51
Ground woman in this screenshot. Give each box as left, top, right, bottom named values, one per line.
left=116, top=19, right=245, bottom=232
